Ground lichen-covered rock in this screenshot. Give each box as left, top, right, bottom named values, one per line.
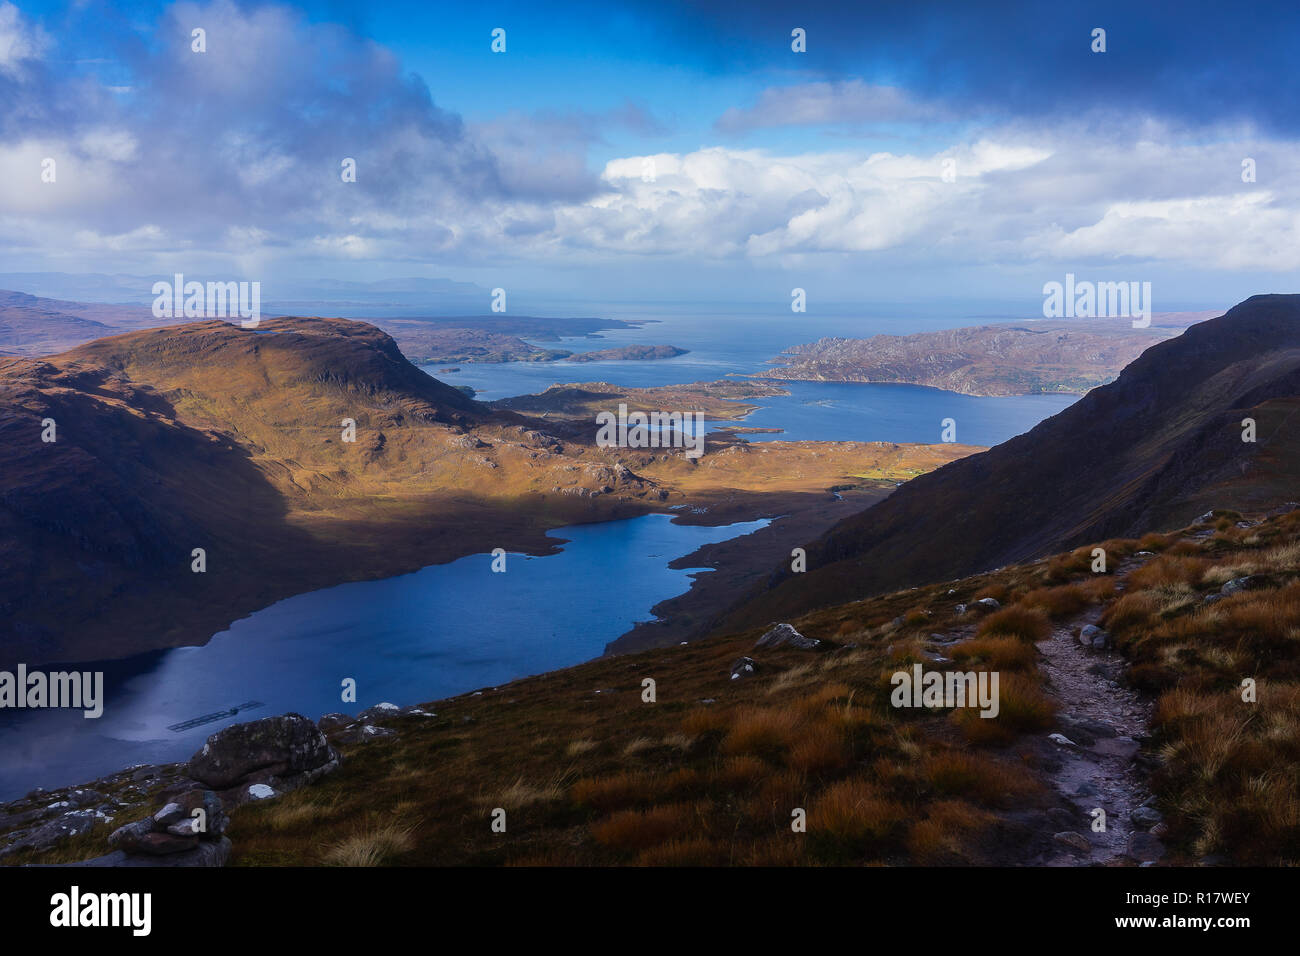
left=0, top=809, right=111, bottom=857
left=187, top=714, right=337, bottom=790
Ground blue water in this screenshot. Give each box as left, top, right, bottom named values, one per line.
left=431, top=312, right=1077, bottom=446
left=0, top=514, right=767, bottom=799
left=1, top=310, right=1082, bottom=801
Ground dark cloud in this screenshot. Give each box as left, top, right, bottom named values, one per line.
left=635, top=0, right=1300, bottom=135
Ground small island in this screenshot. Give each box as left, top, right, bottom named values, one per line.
left=490, top=379, right=788, bottom=421
left=565, top=344, right=688, bottom=362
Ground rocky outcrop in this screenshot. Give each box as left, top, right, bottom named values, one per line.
left=187, top=713, right=340, bottom=800
left=754, top=623, right=821, bottom=651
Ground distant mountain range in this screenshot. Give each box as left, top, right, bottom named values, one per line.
left=715, top=295, right=1300, bottom=630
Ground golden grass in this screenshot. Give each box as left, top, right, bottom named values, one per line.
left=975, top=605, right=1051, bottom=643
left=808, top=778, right=907, bottom=861
left=571, top=772, right=658, bottom=812
left=953, top=672, right=1056, bottom=745
left=906, top=799, right=995, bottom=863
left=950, top=635, right=1038, bottom=672
left=592, top=803, right=696, bottom=853
left=320, top=821, right=415, bottom=866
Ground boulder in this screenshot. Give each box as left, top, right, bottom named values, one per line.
left=357, top=702, right=402, bottom=723
left=1053, top=831, right=1091, bottom=854
left=729, top=657, right=757, bottom=680
left=976, top=597, right=1001, bottom=610
left=1221, top=575, right=1267, bottom=596
left=1078, top=625, right=1111, bottom=650
left=187, top=714, right=338, bottom=790
left=754, top=623, right=820, bottom=651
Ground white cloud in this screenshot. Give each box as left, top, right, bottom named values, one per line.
left=0, top=1, right=46, bottom=75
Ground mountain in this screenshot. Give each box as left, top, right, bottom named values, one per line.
left=0, top=317, right=663, bottom=665
left=715, top=295, right=1300, bottom=629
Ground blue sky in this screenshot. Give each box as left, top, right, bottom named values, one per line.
left=3, top=0, right=1298, bottom=311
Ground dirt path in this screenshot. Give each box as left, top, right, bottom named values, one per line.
left=1032, top=559, right=1161, bottom=866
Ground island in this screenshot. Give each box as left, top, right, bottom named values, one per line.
left=762, top=313, right=1216, bottom=396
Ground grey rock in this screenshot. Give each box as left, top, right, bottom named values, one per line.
left=729, top=657, right=757, bottom=680
left=357, top=702, right=402, bottom=723
left=1222, top=575, right=1267, bottom=596
left=1, top=810, right=109, bottom=856
left=1196, top=853, right=1231, bottom=867
left=954, top=604, right=967, bottom=616
left=754, top=623, right=820, bottom=651
left=1078, top=624, right=1111, bottom=650
left=976, top=598, right=1001, bottom=610
left=153, top=802, right=187, bottom=828
left=187, top=714, right=338, bottom=790
left=107, top=818, right=155, bottom=851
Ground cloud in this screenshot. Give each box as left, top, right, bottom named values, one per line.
left=717, top=81, right=949, bottom=133
left=629, top=0, right=1300, bottom=137
left=0, top=0, right=1297, bottom=286
left=0, top=1, right=45, bottom=74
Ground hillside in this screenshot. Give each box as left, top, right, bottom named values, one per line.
left=0, top=317, right=972, bottom=665
left=717, top=295, right=1300, bottom=630
left=0, top=290, right=142, bottom=356
left=764, top=313, right=1213, bottom=396
left=8, top=505, right=1296, bottom=867
left=0, top=317, right=655, bottom=663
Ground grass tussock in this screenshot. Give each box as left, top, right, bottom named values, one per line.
left=975, top=605, right=1051, bottom=643
left=321, top=822, right=415, bottom=866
